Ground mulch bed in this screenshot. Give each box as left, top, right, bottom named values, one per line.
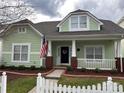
left=0, top=68, right=52, bottom=81
left=65, top=69, right=124, bottom=77
left=0, top=68, right=51, bottom=73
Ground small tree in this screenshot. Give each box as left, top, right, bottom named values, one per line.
left=0, top=0, right=33, bottom=24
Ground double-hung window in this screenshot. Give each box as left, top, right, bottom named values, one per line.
left=85, top=46, right=103, bottom=59
left=70, top=15, right=87, bottom=31
left=71, top=16, right=78, bottom=29
left=12, top=44, right=30, bottom=62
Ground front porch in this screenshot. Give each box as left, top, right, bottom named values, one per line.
left=45, top=39, right=122, bottom=71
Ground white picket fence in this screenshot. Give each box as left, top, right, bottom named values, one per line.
left=0, top=72, right=7, bottom=93
left=36, top=73, right=124, bottom=93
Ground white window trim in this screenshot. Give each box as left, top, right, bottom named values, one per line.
left=18, top=27, right=27, bottom=33
left=84, top=45, right=105, bottom=60
left=11, top=43, right=31, bottom=63
left=69, top=15, right=89, bottom=31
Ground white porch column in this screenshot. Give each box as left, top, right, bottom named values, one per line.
left=114, top=40, right=123, bottom=72
left=72, top=40, right=76, bottom=57
left=114, top=40, right=121, bottom=57
left=47, top=40, right=52, bottom=56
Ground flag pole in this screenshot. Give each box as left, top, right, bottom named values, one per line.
left=40, top=35, right=48, bottom=68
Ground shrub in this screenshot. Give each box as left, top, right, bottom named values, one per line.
left=40, top=66, right=46, bottom=70
left=0, top=65, right=6, bottom=69
left=81, top=68, right=87, bottom=72
left=30, top=65, right=36, bottom=70
left=110, top=68, right=118, bottom=74
left=9, top=65, right=17, bottom=70
left=66, top=66, right=73, bottom=71
left=95, top=68, right=101, bottom=73
left=17, top=65, right=26, bottom=70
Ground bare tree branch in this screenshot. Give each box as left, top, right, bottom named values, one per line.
left=0, top=0, right=33, bottom=24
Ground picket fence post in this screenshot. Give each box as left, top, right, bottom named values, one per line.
left=1, top=72, right=7, bottom=93
left=36, top=73, right=42, bottom=93
left=107, top=77, right=113, bottom=92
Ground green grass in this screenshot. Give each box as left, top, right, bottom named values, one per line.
left=58, top=76, right=124, bottom=87
left=7, top=77, right=36, bottom=93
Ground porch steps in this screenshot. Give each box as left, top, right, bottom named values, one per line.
left=54, top=66, right=67, bottom=70
left=45, top=69, right=65, bottom=79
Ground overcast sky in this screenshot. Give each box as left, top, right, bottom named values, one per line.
left=27, top=0, right=124, bottom=23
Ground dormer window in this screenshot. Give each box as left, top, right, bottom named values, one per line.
left=70, top=15, right=88, bottom=31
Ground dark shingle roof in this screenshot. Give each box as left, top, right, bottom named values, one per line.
left=33, top=19, right=124, bottom=38
left=70, top=9, right=88, bottom=13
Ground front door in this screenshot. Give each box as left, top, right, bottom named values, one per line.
left=61, top=47, right=69, bottom=64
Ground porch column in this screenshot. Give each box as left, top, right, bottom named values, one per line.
left=47, top=40, right=52, bottom=56
left=115, top=40, right=123, bottom=72
left=46, top=40, right=53, bottom=68
left=71, top=40, right=77, bottom=69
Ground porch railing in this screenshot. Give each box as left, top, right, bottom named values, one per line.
left=77, top=58, right=116, bottom=70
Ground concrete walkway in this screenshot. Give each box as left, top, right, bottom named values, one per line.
left=28, top=69, right=65, bottom=93
left=46, top=69, right=65, bottom=79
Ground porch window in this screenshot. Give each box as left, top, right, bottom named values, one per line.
left=12, top=44, right=30, bottom=62
left=85, top=46, right=103, bottom=59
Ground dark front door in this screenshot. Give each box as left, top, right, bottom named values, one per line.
left=61, top=47, right=69, bottom=64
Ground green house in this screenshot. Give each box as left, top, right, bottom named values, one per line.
left=0, top=9, right=124, bottom=71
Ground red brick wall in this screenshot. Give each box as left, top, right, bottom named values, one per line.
left=115, top=57, right=121, bottom=72
left=45, top=56, right=53, bottom=69
left=71, top=57, right=77, bottom=69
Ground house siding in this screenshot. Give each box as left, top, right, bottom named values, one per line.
left=89, top=17, right=99, bottom=30
left=2, top=25, right=42, bottom=67
left=61, top=19, right=69, bottom=31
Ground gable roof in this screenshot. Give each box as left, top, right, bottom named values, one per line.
left=57, top=9, right=103, bottom=27
left=0, top=19, right=43, bottom=36
left=70, top=9, right=88, bottom=13
left=0, top=9, right=124, bottom=39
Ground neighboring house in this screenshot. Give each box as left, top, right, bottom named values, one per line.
left=0, top=9, right=124, bottom=71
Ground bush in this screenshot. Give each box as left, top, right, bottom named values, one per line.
left=81, top=68, right=87, bottom=72
left=0, top=65, right=6, bottom=69
left=95, top=68, right=101, bottom=73
left=40, top=66, right=46, bottom=70
left=30, top=65, right=36, bottom=70
left=9, top=65, right=17, bottom=70
left=110, top=68, right=118, bottom=74
left=17, top=65, right=26, bottom=70
left=66, top=66, right=73, bottom=71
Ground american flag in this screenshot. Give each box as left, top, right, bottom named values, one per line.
left=40, top=35, right=48, bottom=58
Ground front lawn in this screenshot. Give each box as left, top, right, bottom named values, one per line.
left=7, top=77, right=36, bottom=93
left=58, top=76, right=124, bottom=87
